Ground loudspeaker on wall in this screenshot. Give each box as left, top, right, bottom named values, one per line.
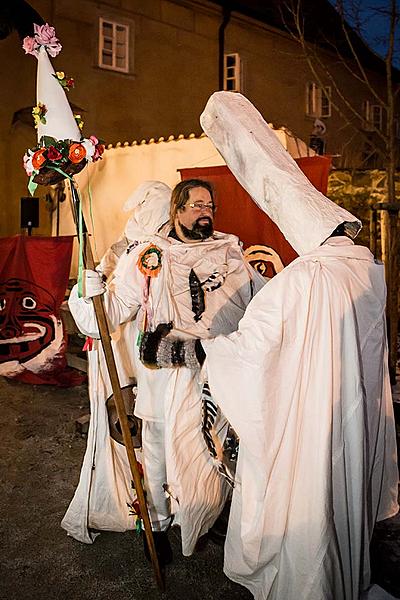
left=20, top=197, right=39, bottom=229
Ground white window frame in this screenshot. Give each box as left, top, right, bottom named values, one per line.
left=362, top=100, right=383, bottom=131
left=306, top=82, right=331, bottom=118
left=224, top=53, right=241, bottom=92
left=99, top=18, right=129, bottom=73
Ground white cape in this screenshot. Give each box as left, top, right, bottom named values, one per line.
left=62, top=241, right=140, bottom=543
left=65, top=230, right=265, bottom=554
left=203, top=237, right=399, bottom=600
left=61, top=322, right=138, bottom=543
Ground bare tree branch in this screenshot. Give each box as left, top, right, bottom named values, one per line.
left=285, top=0, right=389, bottom=146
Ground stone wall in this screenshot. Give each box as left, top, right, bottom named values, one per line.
left=328, top=169, right=400, bottom=253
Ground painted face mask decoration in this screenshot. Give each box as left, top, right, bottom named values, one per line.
left=0, top=278, right=63, bottom=376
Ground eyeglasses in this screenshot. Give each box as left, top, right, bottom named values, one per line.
left=185, top=202, right=216, bottom=212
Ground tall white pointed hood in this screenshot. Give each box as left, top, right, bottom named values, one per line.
left=200, top=92, right=361, bottom=255
left=22, top=24, right=105, bottom=190
left=36, top=46, right=81, bottom=142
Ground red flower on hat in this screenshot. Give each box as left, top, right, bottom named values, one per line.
left=32, top=148, right=47, bottom=170
left=47, top=146, right=62, bottom=161
left=68, top=143, right=86, bottom=164
left=93, top=143, right=105, bottom=161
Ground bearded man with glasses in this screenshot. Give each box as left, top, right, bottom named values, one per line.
left=169, top=179, right=216, bottom=241
left=68, top=178, right=265, bottom=567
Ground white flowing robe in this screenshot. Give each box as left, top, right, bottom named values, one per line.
left=202, top=237, right=399, bottom=600
left=61, top=319, right=139, bottom=543
left=67, top=229, right=264, bottom=554
left=61, top=240, right=140, bottom=544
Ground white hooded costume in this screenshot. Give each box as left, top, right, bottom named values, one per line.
left=198, top=92, right=399, bottom=599
left=62, top=181, right=172, bottom=543
left=66, top=177, right=265, bottom=554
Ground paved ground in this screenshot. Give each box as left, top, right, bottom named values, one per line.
left=372, top=382, right=400, bottom=598
left=0, top=376, right=250, bottom=600
left=0, top=374, right=399, bottom=600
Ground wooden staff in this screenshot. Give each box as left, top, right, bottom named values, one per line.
left=69, top=180, right=165, bottom=590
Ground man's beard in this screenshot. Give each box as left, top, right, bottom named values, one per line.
left=180, top=217, right=214, bottom=240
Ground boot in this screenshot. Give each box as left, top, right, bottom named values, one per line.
left=143, top=530, right=173, bottom=567
left=208, top=500, right=231, bottom=546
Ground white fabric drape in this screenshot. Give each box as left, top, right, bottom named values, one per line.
left=203, top=237, right=399, bottom=600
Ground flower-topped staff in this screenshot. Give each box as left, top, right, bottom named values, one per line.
left=22, top=23, right=104, bottom=194
left=21, top=23, right=165, bottom=589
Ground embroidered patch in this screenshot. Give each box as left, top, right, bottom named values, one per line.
left=126, top=240, right=140, bottom=254
left=202, top=268, right=226, bottom=292
left=201, top=382, right=236, bottom=488
left=189, top=267, right=227, bottom=321
left=189, top=269, right=204, bottom=322
left=137, top=244, right=162, bottom=278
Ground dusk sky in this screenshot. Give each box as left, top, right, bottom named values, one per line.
left=329, top=0, right=400, bottom=66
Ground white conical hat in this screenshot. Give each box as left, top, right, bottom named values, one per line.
left=36, top=46, right=81, bottom=142
left=200, top=92, right=361, bottom=255
left=123, top=181, right=171, bottom=240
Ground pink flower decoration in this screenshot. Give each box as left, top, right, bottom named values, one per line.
left=46, top=42, right=63, bottom=58
left=22, top=36, right=39, bottom=57
left=81, top=139, right=96, bottom=160
left=23, top=152, right=34, bottom=176
left=34, top=23, right=55, bottom=44
left=33, top=23, right=62, bottom=57
left=89, top=135, right=99, bottom=146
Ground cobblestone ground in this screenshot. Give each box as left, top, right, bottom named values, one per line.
left=0, top=372, right=399, bottom=600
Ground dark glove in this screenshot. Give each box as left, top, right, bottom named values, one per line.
left=139, top=323, right=206, bottom=369
left=139, top=322, right=173, bottom=368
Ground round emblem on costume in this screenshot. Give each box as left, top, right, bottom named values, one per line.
left=243, top=245, right=284, bottom=277
left=137, top=244, right=162, bottom=278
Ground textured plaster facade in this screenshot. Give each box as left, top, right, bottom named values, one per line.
left=0, top=0, right=395, bottom=237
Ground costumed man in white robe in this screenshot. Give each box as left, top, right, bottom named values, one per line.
left=62, top=181, right=172, bottom=544
left=138, top=92, right=399, bottom=599
left=67, top=177, right=265, bottom=564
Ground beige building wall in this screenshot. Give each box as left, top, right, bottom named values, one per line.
left=0, top=0, right=393, bottom=239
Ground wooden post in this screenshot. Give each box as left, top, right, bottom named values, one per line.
left=369, top=207, right=377, bottom=257
left=381, top=209, right=389, bottom=268
left=388, top=208, right=399, bottom=384
left=374, top=202, right=400, bottom=384
left=69, top=181, right=165, bottom=590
